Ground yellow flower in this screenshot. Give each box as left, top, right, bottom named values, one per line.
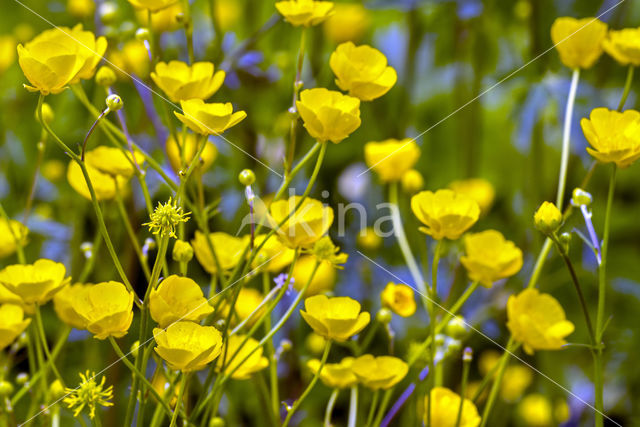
left=153, top=321, right=223, bottom=372
left=0, top=259, right=69, bottom=305
left=275, top=0, right=334, bottom=27
left=308, top=356, right=358, bottom=389
left=501, top=365, right=533, bottom=402
left=357, top=227, right=382, bottom=251
left=172, top=240, right=194, bottom=263
left=213, top=0, right=241, bottom=32
left=166, top=132, right=218, bottom=174
left=401, top=169, right=425, bottom=194
left=67, top=160, right=129, bottom=201
left=0, top=35, right=17, bottom=74
left=518, top=394, right=553, bottom=427
left=351, top=354, right=408, bottom=390
left=269, top=196, right=334, bottom=248
left=603, top=27, right=640, bottom=66
left=507, top=289, right=574, bottom=355
left=151, top=61, right=225, bottom=103
left=72, top=281, right=134, bottom=339
left=580, top=107, right=640, bottom=168
left=411, top=189, right=480, bottom=240
left=215, top=335, right=268, bottom=380
left=534, top=202, right=563, bottom=234
left=0, top=219, right=28, bottom=259
left=364, top=139, right=420, bottom=182
left=550, top=17, right=607, bottom=69
left=150, top=275, right=213, bottom=328
left=108, top=40, right=149, bottom=79
left=330, top=42, right=397, bottom=101
left=67, top=0, right=95, bottom=18
left=192, top=231, right=249, bottom=274
left=292, top=255, right=336, bottom=296
left=296, top=88, right=361, bottom=143
left=252, top=234, right=296, bottom=273
left=460, top=230, right=523, bottom=288
left=17, top=25, right=107, bottom=94
left=217, top=288, right=265, bottom=327
left=63, top=371, right=113, bottom=419
left=300, top=294, right=370, bottom=341
left=175, top=99, right=246, bottom=135
left=0, top=304, right=31, bottom=350
left=310, top=236, right=348, bottom=267
left=53, top=283, right=90, bottom=329
left=323, top=3, right=370, bottom=44
left=127, top=0, right=179, bottom=12
left=424, top=387, right=481, bottom=427
left=135, top=2, right=184, bottom=32
left=381, top=282, right=416, bottom=317
left=85, top=146, right=144, bottom=178
left=448, top=178, right=495, bottom=215
left=144, top=198, right=190, bottom=239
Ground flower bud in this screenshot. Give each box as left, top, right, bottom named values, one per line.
left=209, top=418, right=225, bottom=427
left=37, top=102, right=54, bottom=124
left=445, top=315, right=469, bottom=339
left=130, top=340, right=140, bottom=359
left=444, top=338, right=462, bottom=357
left=376, top=307, right=393, bottom=324
left=401, top=169, right=424, bottom=194
left=98, top=2, right=118, bottom=24
left=571, top=188, right=592, bottom=207
left=558, top=232, right=571, bottom=253
left=16, top=373, right=28, bottom=385
left=49, top=379, right=64, bottom=400
left=357, top=227, right=382, bottom=251
left=106, top=94, right=123, bottom=112
left=238, top=169, right=256, bottom=186
left=534, top=201, right=562, bottom=234
left=463, top=347, right=473, bottom=362
left=279, top=339, right=293, bottom=352
left=135, top=27, right=150, bottom=42
left=0, top=381, right=14, bottom=396
left=172, top=240, right=194, bottom=263
left=96, top=66, right=117, bottom=87
left=305, top=333, right=326, bottom=356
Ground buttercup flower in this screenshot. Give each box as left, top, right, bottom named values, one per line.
left=166, top=133, right=218, bottom=174
left=275, top=0, right=334, bottom=27
left=0, top=304, right=31, bottom=350
left=84, top=146, right=144, bottom=178
left=17, top=25, right=107, bottom=94
left=518, top=394, right=553, bottom=427
left=0, top=219, right=28, bottom=259
left=424, top=387, right=481, bottom=427
left=308, top=356, right=358, bottom=389
left=269, top=196, right=334, bottom=248
left=153, top=321, right=223, bottom=372
left=144, top=198, right=190, bottom=239
left=550, top=17, right=607, bottom=69
left=401, top=169, right=424, bottom=193
left=351, top=354, right=408, bottom=390
left=252, top=234, right=296, bottom=273
left=127, top=0, right=179, bottom=12
left=175, top=99, right=246, bottom=135
left=0, top=35, right=16, bottom=74
left=580, top=108, right=640, bottom=168
left=67, top=160, right=128, bottom=201
left=0, top=259, right=69, bottom=305
left=534, top=202, right=563, bottom=234
left=53, top=283, right=90, bottom=329
left=72, top=281, right=134, bottom=339
left=172, top=240, right=194, bottom=263
left=217, top=288, right=265, bottom=326
left=135, top=2, right=184, bottom=32
left=300, top=294, right=370, bottom=341
left=323, top=3, right=370, bottom=44
left=507, top=289, right=575, bottom=355
left=292, top=255, right=337, bottom=296
left=150, top=275, right=213, bottom=328
left=364, top=139, right=420, bottom=182
left=330, top=42, right=397, bottom=101
left=501, top=365, right=533, bottom=402
left=215, top=335, right=268, bottom=379
left=108, top=40, right=149, bottom=79
left=151, top=61, right=225, bottom=102
left=603, top=27, right=640, bottom=66
left=296, top=88, right=361, bottom=143
left=381, top=282, right=416, bottom=317
left=448, top=178, right=495, bottom=215
left=411, top=189, right=480, bottom=240
left=63, top=371, right=113, bottom=419
left=311, top=236, right=348, bottom=267
left=192, top=231, right=249, bottom=274
left=460, top=230, right=523, bottom=287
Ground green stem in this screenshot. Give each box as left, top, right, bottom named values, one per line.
left=286, top=28, right=307, bottom=177
left=388, top=182, right=429, bottom=310
left=169, top=373, right=189, bottom=427
left=181, top=0, right=195, bottom=63
left=556, top=68, right=580, bottom=210
left=324, top=389, right=339, bottom=427
left=479, top=338, right=516, bottom=426
left=365, top=390, right=379, bottom=427
left=23, top=139, right=46, bottom=222
left=115, top=181, right=152, bottom=280
left=282, top=340, right=332, bottom=427
left=34, top=305, right=64, bottom=385
left=454, top=351, right=471, bottom=427
left=371, top=389, right=393, bottom=427
left=617, top=65, right=634, bottom=111
left=262, top=271, right=280, bottom=420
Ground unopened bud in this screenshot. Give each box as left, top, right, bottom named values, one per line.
left=401, top=169, right=424, bottom=194
left=238, top=169, right=256, bottom=186
left=209, top=417, right=225, bottom=427
left=98, top=2, right=118, bottom=24
left=534, top=201, right=562, bottom=234
left=376, top=308, right=393, bottom=324
left=96, top=66, right=117, bottom=87
left=463, top=347, right=473, bottom=362
left=445, top=316, right=469, bottom=339
left=49, top=379, right=64, bottom=399
left=172, top=240, right=194, bottom=263
left=16, top=373, right=29, bottom=385
left=106, top=94, right=123, bottom=112
left=135, top=27, right=150, bottom=42
left=559, top=232, right=572, bottom=253
left=0, top=381, right=14, bottom=396
left=130, top=340, right=140, bottom=359
left=571, top=188, right=592, bottom=207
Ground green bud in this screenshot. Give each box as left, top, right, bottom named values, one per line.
left=16, top=373, right=28, bottom=385
left=98, top=2, right=118, bottom=24
left=559, top=232, right=571, bottom=253
left=445, top=316, right=469, bottom=339
left=444, top=339, right=462, bottom=357
left=209, top=417, right=225, bottom=427
left=238, top=169, right=256, bottom=186
left=172, top=240, right=194, bottom=263
left=49, top=379, right=64, bottom=400
left=0, top=381, right=14, bottom=396
left=534, top=201, right=562, bottom=234
left=96, top=66, right=117, bottom=87
left=130, top=340, right=140, bottom=359
left=571, top=188, right=592, bottom=207
left=135, top=27, right=150, bottom=42
left=376, top=308, right=393, bottom=324
left=106, top=94, right=123, bottom=112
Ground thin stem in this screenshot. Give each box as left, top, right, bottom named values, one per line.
left=114, top=182, right=152, bottom=280
left=81, top=109, right=108, bottom=161
left=169, top=373, right=188, bottom=427
left=454, top=351, right=471, bottom=427
left=556, top=68, right=580, bottom=210
left=282, top=340, right=332, bottom=427
left=34, top=306, right=64, bottom=385
left=286, top=28, right=307, bottom=177
left=427, top=239, right=443, bottom=425
left=617, top=65, right=634, bottom=111
left=181, top=0, right=195, bottom=63
left=23, top=139, right=46, bottom=222
left=479, top=338, right=516, bottom=426
left=324, top=389, right=339, bottom=427
left=262, top=271, right=280, bottom=420
left=388, top=182, right=429, bottom=309
left=348, top=386, right=358, bottom=427
left=365, top=390, right=380, bottom=427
